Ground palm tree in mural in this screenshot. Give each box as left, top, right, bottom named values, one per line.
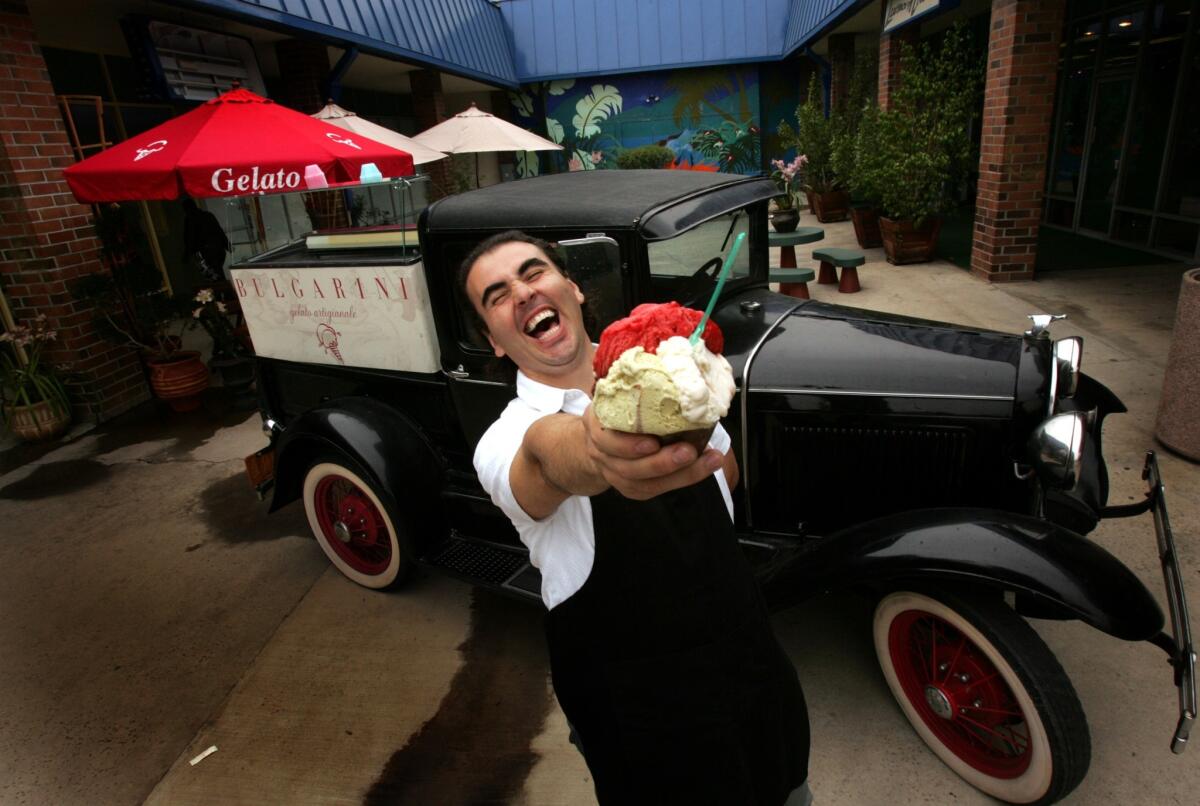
left=666, top=66, right=760, bottom=172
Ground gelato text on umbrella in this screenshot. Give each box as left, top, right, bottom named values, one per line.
left=211, top=166, right=302, bottom=193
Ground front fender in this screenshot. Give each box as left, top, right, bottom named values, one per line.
left=761, top=507, right=1163, bottom=641
left=270, top=396, right=446, bottom=556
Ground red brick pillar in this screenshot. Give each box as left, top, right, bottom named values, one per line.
left=0, top=0, right=147, bottom=421
left=828, top=34, right=855, bottom=113
left=273, top=39, right=328, bottom=114
left=970, top=0, right=1066, bottom=282
left=489, top=90, right=515, bottom=180
left=411, top=70, right=452, bottom=200
left=878, top=24, right=920, bottom=111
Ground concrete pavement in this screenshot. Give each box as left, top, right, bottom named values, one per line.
left=0, top=219, right=1196, bottom=805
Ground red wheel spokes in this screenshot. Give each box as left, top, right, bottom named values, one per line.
left=890, top=609, right=1033, bottom=779
left=313, top=475, right=392, bottom=574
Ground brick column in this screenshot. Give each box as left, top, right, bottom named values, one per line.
left=273, top=38, right=328, bottom=114
left=489, top=89, right=515, bottom=180
left=828, top=34, right=855, bottom=113
left=878, top=24, right=920, bottom=111
left=970, top=0, right=1066, bottom=282
left=0, top=0, right=147, bottom=421
left=410, top=70, right=452, bottom=200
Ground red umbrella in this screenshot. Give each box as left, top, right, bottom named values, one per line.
left=64, top=88, right=414, bottom=203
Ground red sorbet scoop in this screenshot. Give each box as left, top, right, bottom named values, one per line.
left=593, top=302, right=724, bottom=379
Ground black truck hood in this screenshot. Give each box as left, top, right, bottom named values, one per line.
left=715, top=293, right=1021, bottom=402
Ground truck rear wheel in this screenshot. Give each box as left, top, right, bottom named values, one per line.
left=873, top=591, right=1090, bottom=805
left=302, top=459, right=410, bottom=589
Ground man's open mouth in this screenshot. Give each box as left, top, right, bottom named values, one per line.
left=523, top=308, right=561, bottom=340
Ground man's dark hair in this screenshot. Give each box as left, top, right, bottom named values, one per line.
left=457, top=230, right=569, bottom=335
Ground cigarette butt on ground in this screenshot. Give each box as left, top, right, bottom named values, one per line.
left=189, top=745, right=218, bottom=766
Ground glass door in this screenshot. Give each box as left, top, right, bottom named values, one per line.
left=1076, top=73, right=1134, bottom=233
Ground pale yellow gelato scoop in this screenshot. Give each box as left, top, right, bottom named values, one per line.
left=593, top=336, right=735, bottom=436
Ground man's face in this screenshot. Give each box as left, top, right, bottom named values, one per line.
left=465, top=240, right=589, bottom=383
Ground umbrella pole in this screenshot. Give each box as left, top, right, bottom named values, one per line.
left=474, top=153, right=480, bottom=189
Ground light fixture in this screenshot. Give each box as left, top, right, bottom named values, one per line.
left=1118, top=19, right=1133, bottom=27
left=1084, top=30, right=1095, bottom=36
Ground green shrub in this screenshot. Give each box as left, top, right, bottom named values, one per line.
left=616, top=145, right=675, bottom=170
left=861, top=23, right=982, bottom=224
left=778, top=75, right=839, bottom=194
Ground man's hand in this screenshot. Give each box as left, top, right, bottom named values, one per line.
left=580, top=406, right=723, bottom=501
left=511, top=407, right=724, bottom=520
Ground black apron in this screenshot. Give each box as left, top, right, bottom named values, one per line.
left=545, top=476, right=810, bottom=805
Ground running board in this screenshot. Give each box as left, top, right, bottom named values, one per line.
left=421, top=532, right=542, bottom=604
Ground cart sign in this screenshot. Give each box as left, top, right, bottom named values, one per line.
left=232, top=262, right=440, bottom=373
left=883, top=0, right=944, bottom=32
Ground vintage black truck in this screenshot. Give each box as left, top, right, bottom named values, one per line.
left=233, top=171, right=1192, bottom=805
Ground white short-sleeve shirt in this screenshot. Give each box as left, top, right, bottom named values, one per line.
left=473, top=370, right=734, bottom=610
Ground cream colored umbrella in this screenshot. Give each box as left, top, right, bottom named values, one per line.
left=412, top=103, right=562, bottom=186
left=312, top=102, right=447, bottom=165
left=412, top=103, right=562, bottom=153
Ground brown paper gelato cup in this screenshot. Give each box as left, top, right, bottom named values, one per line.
left=659, top=425, right=716, bottom=453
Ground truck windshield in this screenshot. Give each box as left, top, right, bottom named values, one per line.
left=646, top=209, right=750, bottom=304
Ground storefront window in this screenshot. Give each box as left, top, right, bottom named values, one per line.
left=1160, top=16, right=1200, bottom=219
left=1114, top=210, right=1152, bottom=244
left=1118, top=1, right=1186, bottom=209
left=1100, top=9, right=1144, bottom=71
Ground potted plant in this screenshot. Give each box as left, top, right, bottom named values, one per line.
left=192, top=288, right=255, bottom=398
left=1, top=314, right=72, bottom=442
left=73, top=204, right=210, bottom=411
left=846, top=105, right=884, bottom=248
left=768, top=154, right=808, bottom=232
left=833, top=54, right=884, bottom=248
left=778, top=75, right=849, bottom=223
left=867, top=24, right=982, bottom=264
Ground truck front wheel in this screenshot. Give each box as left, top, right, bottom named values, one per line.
left=873, top=590, right=1090, bottom=805
left=302, top=459, right=410, bottom=589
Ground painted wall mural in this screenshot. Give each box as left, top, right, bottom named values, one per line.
left=508, top=65, right=764, bottom=177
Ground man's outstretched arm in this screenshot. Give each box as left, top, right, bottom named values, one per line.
left=511, top=406, right=725, bottom=520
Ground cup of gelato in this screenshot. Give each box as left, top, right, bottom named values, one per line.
left=592, top=302, right=735, bottom=451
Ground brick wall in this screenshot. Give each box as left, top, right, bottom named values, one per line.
left=274, top=38, right=329, bottom=114
left=970, top=0, right=1066, bottom=282
left=877, top=23, right=919, bottom=110
left=410, top=70, right=451, bottom=201
left=0, top=0, right=147, bottom=421
left=828, top=34, right=855, bottom=113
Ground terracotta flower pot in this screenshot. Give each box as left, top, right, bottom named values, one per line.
left=809, top=190, right=850, bottom=223
left=5, top=399, right=70, bottom=442
left=878, top=216, right=943, bottom=264
left=850, top=205, right=883, bottom=248
left=146, top=351, right=210, bottom=412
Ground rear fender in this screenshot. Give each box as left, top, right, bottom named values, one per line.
left=270, top=397, right=446, bottom=557
left=761, top=507, right=1163, bottom=641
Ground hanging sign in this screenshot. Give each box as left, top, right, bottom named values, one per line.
left=883, top=0, right=943, bottom=33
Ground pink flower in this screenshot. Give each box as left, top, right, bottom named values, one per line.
left=568, top=155, right=584, bottom=172
left=589, top=151, right=603, bottom=164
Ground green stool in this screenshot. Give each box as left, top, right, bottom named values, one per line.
left=813, top=247, right=866, bottom=293
left=768, top=267, right=816, bottom=299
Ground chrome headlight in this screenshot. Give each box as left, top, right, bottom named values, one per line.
left=1026, top=412, right=1086, bottom=490
left=1053, top=337, right=1083, bottom=400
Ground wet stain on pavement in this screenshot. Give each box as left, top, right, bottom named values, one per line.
left=364, top=589, right=553, bottom=805
left=197, top=471, right=310, bottom=544
left=0, top=459, right=111, bottom=500
left=0, top=398, right=256, bottom=477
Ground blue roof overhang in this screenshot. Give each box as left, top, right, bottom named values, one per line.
left=177, top=0, right=521, bottom=88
